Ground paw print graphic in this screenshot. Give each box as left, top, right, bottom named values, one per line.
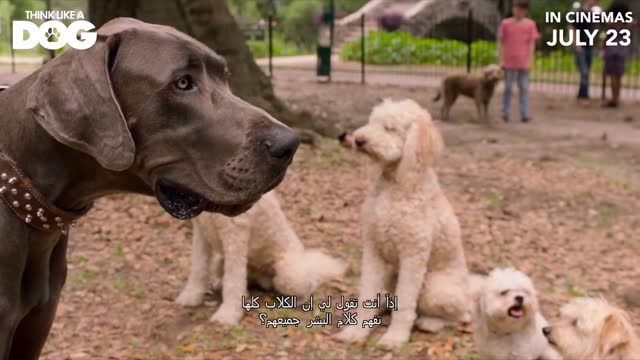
left=45, top=27, right=61, bottom=42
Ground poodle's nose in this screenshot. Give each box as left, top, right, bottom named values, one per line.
left=515, top=295, right=524, bottom=305
left=355, top=137, right=367, bottom=147
left=542, top=327, right=551, bottom=337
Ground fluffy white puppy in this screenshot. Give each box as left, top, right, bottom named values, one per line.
left=175, top=191, right=345, bottom=325
left=336, top=99, right=471, bottom=349
left=474, top=268, right=560, bottom=360
left=544, top=297, right=640, bottom=359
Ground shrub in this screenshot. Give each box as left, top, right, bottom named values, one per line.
left=377, top=12, right=404, bottom=32
left=279, top=0, right=323, bottom=47
left=341, top=31, right=478, bottom=65
left=247, top=35, right=307, bottom=58
left=339, top=30, right=640, bottom=76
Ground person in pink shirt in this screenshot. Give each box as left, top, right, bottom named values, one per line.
left=498, top=0, right=540, bottom=123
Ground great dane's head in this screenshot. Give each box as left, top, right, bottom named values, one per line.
left=26, top=18, right=299, bottom=219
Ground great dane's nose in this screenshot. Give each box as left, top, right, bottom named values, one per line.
left=264, top=126, right=299, bottom=162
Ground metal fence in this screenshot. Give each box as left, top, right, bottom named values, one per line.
left=334, top=7, right=640, bottom=100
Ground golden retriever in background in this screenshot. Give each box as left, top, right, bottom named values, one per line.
left=434, top=64, right=503, bottom=123
left=544, top=297, right=640, bottom=359
left=336, top=99, right=471, bottom=349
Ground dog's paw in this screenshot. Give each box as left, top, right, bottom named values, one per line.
left=333, top=327, right=369, bottom=344
left=175, top=288, right=205, bottom=307
left=210, top=307, right=243, bottom=326
left=415, top=316, right=449, bottom=333
left=377, top=330, right=410, bottom=350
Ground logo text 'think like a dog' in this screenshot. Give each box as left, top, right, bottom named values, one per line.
left=13, top=11, right=96, bottom=50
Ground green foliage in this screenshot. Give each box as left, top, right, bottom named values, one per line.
left=247, top=35, right=309, bottom=58
left=228, top=0, right=370, bottom=49
left=340, top=30, right=640, bottom=76
left=335, top=0, right=369, bottom=14
left=340, top=31, right=486, bottom=66
left=279, top=0, right=322, bottom=47
left=0, top=0, right=48, bottom=56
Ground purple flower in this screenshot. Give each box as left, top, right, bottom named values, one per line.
left=377, top=12, right=404, bottom=32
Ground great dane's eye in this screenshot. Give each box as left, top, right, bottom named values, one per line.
left=174, top=76, right=196, bottom=91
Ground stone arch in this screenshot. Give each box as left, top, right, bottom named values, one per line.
left=402, top=0, right=501, bottom=41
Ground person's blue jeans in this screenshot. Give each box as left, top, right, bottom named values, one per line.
left=503, top=69, right=530, bottom=120
left=575, top=46, right=594, bottom=98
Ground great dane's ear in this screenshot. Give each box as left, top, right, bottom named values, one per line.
left=27, top=35, right=135, bottom=171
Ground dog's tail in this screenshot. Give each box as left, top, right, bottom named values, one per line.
left=304, top=249, right=346, bottom=285
left=433, top=91, right=442, bottom=102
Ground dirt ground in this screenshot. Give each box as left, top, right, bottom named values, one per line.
left=2, top=65, right=640, bottom=359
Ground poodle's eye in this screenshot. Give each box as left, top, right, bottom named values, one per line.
left=174, top=75, right=197, bottom=92
left=384, top=125, right=395, bottom=132
left=500, top=290, right=509, bottom=296
left=572, top=318, right=579, bottom=327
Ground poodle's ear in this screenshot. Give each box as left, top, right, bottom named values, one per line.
left=599, top=313, right=631, bottom=356
left=397, top=116, right=444, bottom=183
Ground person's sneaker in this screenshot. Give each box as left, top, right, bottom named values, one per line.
left=577, top=98, right=591, bottom=106
left=603, top=100, right=619, bottom=108
left=502, top=114, right=509, bottom=123
left=521, top=117, right=531, bottom=123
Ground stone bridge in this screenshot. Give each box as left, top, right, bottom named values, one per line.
left=335, top=0, right=501, bottom=47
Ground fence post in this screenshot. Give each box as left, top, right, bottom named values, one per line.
left=361, top=13, right=365, bottom=84
left=268, top=12, right=273, bottom=78
left=601, top=71, right=606, bottom=100
left=466, top=9, right=473, bottom=74
left=9, top=16, right=15, bottom=74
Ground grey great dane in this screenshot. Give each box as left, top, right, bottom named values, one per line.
left=0, top=18, right=299, bottom=359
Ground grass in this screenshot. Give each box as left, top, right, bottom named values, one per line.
left=565, top=281, right=586, bottom=297
left=593, top=201, right=623, bottom=229
left=485, top=194, right=504, bottom=212
left=109, top=273, right=145, bottom=298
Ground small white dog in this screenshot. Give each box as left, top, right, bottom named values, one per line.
left=175, top=191, right=345, bottom=325
left=336, top=99, right=471, bottom=349
left=544, top=297, right=640, bottom=359
left=474, top=268, right=561, bottom=360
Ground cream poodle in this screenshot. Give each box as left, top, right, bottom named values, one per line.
left=336, top=99, right=471, bottom=349
left=175, top=191, right=345, bottom=325
left=544, top=297, right=640, bottom=359
left=474, top=268, right=560, bottom=360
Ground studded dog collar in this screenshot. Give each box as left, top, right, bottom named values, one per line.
left=0, top=153, right=89, bottom=233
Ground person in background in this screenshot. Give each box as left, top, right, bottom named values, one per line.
left=498, top=0, right=540, bottom=123
left=602, top=2, right=631, bottom=108
left=572, top=0, right=599, bottom=104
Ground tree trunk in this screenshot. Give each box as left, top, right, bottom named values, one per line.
left=89, top=0, right=320, bottom=133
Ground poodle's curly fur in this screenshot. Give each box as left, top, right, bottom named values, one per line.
left=175, top=191, right=345, bottom=325
left=545, top=297, right=640, bottom=360
left=474, top=268, right=560, bottom=360
left=336, top=99, right=472, bottom=349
